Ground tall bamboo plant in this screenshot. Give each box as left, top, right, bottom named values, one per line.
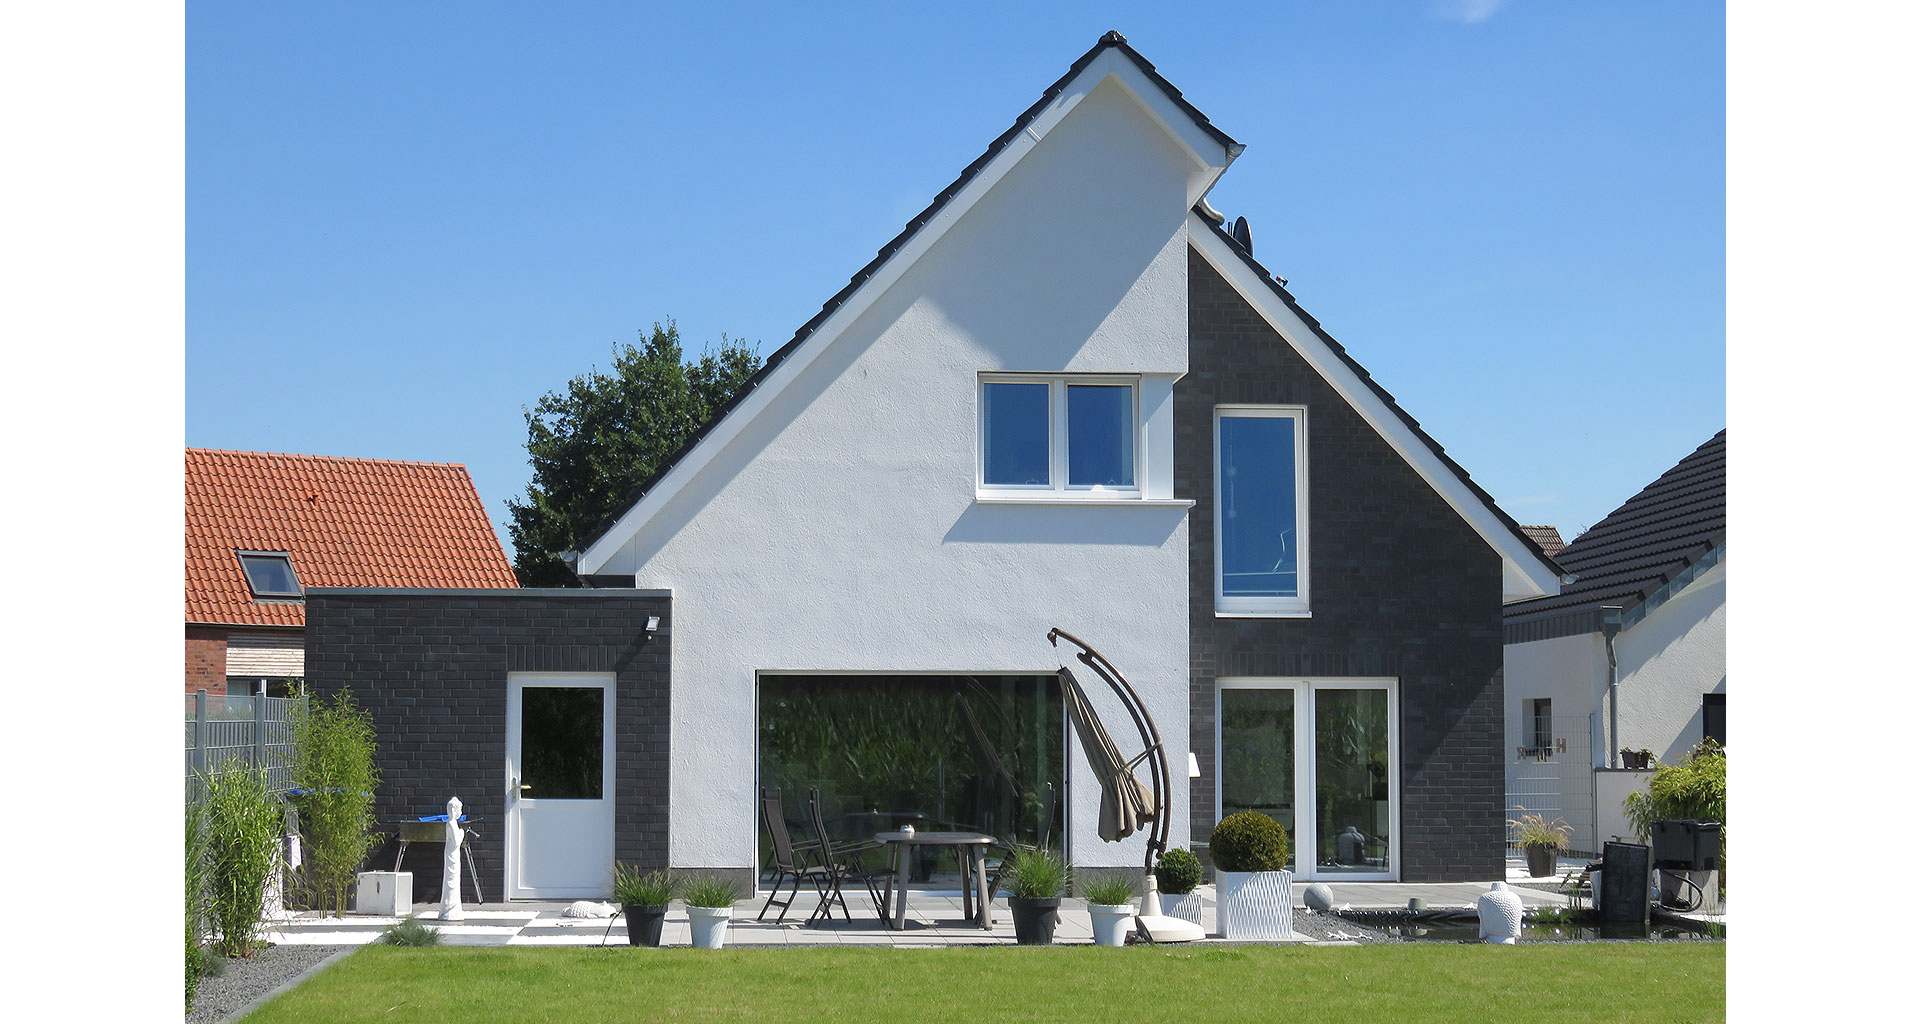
left=185, top=799, right=209, bottom=1009
left=204, top=759, right=283, bottom=957
left=291, top=687, right=381, bottom=914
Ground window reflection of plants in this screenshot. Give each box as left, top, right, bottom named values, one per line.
left=758, top=676, right=1063, bottom=850
left=1220, top=690, right=1293, bottom=832
left=1314, top=689, right=1389, bottom=868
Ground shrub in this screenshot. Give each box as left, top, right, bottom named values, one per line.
left=185, top=801, right=209, bottom=1010
left=682, top=875, right=744, bottom=908
left=1506, top=807, right=1574, bottom=849
left=1007, top=848, right=1067, bottom=900
left=1623, top=739, right=1727, bottom=884
left=1154, top=848, right=1203, bottom=895
left=291, top=687, right=382, bottom=914
left=378, top=918, right=442, bottom=946
left=1078, top=872, right=1139, bottom=907
left=205, top=760, right=283, bottom=958
left=612, top=864, right=677, bottom=906
left=1209, top=811, right=1289, bottom=872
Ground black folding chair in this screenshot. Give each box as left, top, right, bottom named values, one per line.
left=806, top=787, right=892, bottom=925
left=757, top=787, right=831, bottom=923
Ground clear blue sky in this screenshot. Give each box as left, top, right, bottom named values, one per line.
left=186, top=1, right=1724, bottom=554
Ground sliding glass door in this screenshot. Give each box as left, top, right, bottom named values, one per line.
left=1217, top=678, right=1398, bottom=880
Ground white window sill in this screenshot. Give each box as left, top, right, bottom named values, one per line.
left=974, top=496, right=1196, bottom=508
left=1214, top=609, right=1313, bottom=619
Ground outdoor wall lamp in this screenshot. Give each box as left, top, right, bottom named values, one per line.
left=645, top=615, right=660, bottom=633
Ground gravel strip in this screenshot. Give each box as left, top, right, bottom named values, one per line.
left=188, top=944, right=355, bottom=1024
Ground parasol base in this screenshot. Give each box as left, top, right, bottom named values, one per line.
left=1134, top=914, right=1205, bottom=943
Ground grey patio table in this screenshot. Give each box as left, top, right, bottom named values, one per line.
left=874, top=830, right=995, bottom=930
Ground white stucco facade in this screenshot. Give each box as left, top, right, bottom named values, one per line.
left=588, top=72, right=1225, bottom=872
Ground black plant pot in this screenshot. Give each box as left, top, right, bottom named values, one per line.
left=624, top=904, right=668, bottom=947
left=1008, top=896, right=1060, bottom=945
left=1525, top=844, right=1559, bottom=879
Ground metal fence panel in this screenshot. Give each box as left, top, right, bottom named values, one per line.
left=185, top=691, right=302, bottom=803
left=1505, top=721, right=1598, bottom=857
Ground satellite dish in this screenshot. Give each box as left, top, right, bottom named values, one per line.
left=1231, top=216, right=1253, bottom=255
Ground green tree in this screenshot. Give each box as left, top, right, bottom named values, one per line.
left=508, top=320, right=762, bottom=586
left=291, top=687, right=381, bottom=915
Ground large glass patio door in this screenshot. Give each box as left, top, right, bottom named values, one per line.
left=1217, top=678, right=1398, bottom=880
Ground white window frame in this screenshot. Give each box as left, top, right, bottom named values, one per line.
left=977, top=374, right=1142, bottom=499
left=1215, top=677, right=1400, bottom=881
left=1214, top=405, right=1310, bottom=616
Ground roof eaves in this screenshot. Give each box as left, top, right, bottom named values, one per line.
left=578, top=33, right=1238, bottom=558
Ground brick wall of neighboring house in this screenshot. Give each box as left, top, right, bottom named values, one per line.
left=186, top=627, right=228, bottom=695
left=1183, top=248, right=1507, bottom=882
left=304, top=589, right=671, bottom=899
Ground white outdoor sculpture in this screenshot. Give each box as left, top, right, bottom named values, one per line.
left=1302, top=882, right=1335, bottom=913
left=439, top=796, right=465, bottom=922
left=1477, top=881, right=1524, bottom=944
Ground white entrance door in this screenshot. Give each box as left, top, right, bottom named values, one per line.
left=506, top=673, right=616, bottom=900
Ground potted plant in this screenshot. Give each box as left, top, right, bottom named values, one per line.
left=611, top=863, right=677, bottom=948
left=1506, top=807, right=1573, bottom=878
left=681, top=875, right=742, bottom=949
left=1153, top=848, right=1204, bottom=926
left=1209, top=811, right=1292, bottom=939
left=1079, top=873, right=1138, bottom=948
left=1620, top=748, right=1655, bottom=770
left=1005, top=848, right=1067, bottom=945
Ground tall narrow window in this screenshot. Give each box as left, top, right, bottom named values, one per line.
left=1215, top=407, right=1308, bottom=615
left=1701, top=693, right=1725, bottom=747
left=1525, top=698, right=1553, bottom=755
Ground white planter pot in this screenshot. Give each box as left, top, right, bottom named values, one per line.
left=1216, top=870, right=1293, bottom=940
left=1161, top=893, right=1203, bottom=927
left=1087, top=903, right=1135, bottom=947
left=687, top=905, right=733, bottom=949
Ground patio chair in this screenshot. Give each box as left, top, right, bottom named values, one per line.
left=985, top=782, right=1056, bottom=897
left=806, top=787, right=893, bottom=926
left=757, top=787, right=832, bottom=923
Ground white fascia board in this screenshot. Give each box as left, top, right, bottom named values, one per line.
left=1187, top=216, right=1561, bottom=603
left=580, top=60, right=1233, bottom=574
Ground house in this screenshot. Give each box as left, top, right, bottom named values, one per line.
left=1501, top=431, right=1726, bottom=853
left=306, top=33, right=1561, bottom=900
left=186, top=448, right=519, bottom=698
left=1522, top=526, right=1566, bottom=558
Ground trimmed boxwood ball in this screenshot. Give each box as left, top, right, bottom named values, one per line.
left=1209, top=811, right=1289, bottom=872
left=1154, top=848, right=1204, bottom=895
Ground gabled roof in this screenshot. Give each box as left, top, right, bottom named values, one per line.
left=580, top=32, right=1238, bottom=569
left=1503, top=431, right=1725, bottom=626
left=1186, top=214, right=1566, bottom=602
left=186, top=448, right=518, bottom=627
left=1522, top=526, right=1567, bottom=557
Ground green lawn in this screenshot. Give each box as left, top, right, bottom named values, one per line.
left=241, top=943, right=1724, bottom=1024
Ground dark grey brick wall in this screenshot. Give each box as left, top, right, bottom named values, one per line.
left=304, top=589, right=671, bottom=899
left=1184, top=249, right=1506, bottom=881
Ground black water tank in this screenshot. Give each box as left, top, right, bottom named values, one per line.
left=1651, top=819, right=1722, bottom=871
left=1600, top=840, right=1650, bottom=923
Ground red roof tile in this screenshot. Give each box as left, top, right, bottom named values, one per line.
left=186, top=448, right=518, bottom=626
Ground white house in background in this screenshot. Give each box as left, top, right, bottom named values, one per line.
left=1501, top=431, right=1725, bottom=852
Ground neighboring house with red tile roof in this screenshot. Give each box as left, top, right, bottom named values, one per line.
left=1501, top=431, right=1725, bottom=854
left=185, top=448, right=517, bottom=695
left=1521, top=525, right=1566, bottom=558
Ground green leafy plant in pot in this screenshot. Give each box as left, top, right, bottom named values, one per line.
left=1006, top=848, right=1067, bottom=945
left=1507, top=807, right=1573, bottom=879
left=1079, top=873, right=1140, bottom=947
left=681, top=875, right=743, bottom=949
left=1153, top=848, right=1205, bottom=926
left=612, top=864, right=677, bottom=947
left=1209, top=811, right=1293, bottom=939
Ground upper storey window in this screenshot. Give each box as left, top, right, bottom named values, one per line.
left=980, top=376, right=1138, bottom=496
left=1215, top=406, right=1308, bottom=616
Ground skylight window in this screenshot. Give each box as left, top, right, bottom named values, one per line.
left=237, top=551, right=302, bottom=598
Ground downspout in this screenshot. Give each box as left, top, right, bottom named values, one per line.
left=1601, top=606, right=1623, bottom=768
